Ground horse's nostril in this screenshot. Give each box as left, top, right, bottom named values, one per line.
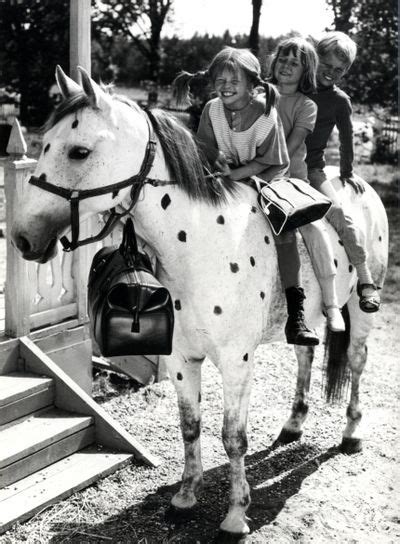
left=16, top=235, right=31, bottom=254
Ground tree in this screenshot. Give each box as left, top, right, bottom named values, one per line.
left=92, top=0, right=173, bottom=81
left=249, top=0, right=262, bottom=56
left=0, top=0, right=70, bottom=126
left=326, top=0, right=397, bottom=112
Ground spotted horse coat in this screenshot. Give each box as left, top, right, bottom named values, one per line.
left=11, top=67, right=388, bottom=540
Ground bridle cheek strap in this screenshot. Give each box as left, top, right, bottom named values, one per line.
left=28, top=115, right=157, bottom=251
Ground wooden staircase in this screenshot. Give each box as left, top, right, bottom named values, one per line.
left=0, top=336, right=159, bottom=534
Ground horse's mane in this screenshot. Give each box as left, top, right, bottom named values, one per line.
left=44, top=92, right=236, bottom=205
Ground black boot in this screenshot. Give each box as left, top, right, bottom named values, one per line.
left=284, top=286, right=319, bottom=346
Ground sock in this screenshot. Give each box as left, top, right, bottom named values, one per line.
left=319, top=275, right=338, bottom=308
left=355, top=262, right=374, bottom=286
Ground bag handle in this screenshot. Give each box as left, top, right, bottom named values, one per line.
left=120, top=217, right=139, bottom=260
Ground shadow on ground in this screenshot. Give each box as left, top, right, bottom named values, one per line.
left=48, top=442, right=340, bottom=543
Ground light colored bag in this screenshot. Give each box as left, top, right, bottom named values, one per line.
left=253, top=176, right=332, bottom=235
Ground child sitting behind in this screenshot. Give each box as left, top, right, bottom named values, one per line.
left=268, top=36, right=345, bottom=332
left=173, top=47, right=319, bottom=346
left=306, top=31, right=380, bottom=313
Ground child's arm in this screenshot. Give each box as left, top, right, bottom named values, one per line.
left=196, top=102, right=220, bottom=167
left=336, top=96, right=365, bottom=193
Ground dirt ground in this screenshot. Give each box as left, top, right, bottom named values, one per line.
left=0, top=198, right=399, bottom=543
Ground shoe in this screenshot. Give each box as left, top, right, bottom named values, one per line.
left=357, top=282, right=380, bottom=313
left=325, top=305, right=345, bottom=332
left=284, top=287, right=319, bottom=346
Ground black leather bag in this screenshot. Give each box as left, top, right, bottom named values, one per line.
left=87, top=218, right=174, bottom=357
left=255, top=177, right=332, bottom=235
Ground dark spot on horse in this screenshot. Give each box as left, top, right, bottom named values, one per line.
left=338, top=239, right=344, bottom=246
left=177, top=372, right=183, bottom=381
left=350, top=285, right=354, bottom=294
left=230, top=263, right=239, bottom=273
left=243, top=353, right=248, bottom=362
left=182, top=419, right=200, bottom=443
left=214, top=306, right=222, bottom=315
left=334, top=258, right=338, bottom=268
left=238, top=494, right=251, bottom=508
left=379, top=235, right=382, bottom=241
left=264, top=235, right=270, bottom=244
left=198, top=392, right=201, bottom=403
left=217, top=215, right=225, bottom=224
left=348, top=265, right=353, bottom=273
left=174, top=299, right=181, bottom=310
left=161, top=193, right=171, bottom=210
left=295, top=400, right=309, bottom=416
left=260, top=291, right=265, bottom=299
left=178, top=231, right=186, bottom=242
left=250, top=256, right=255, bottom=267
left=251, top=206, right=257, bottom=213
left=72, top=119, right=79, bottom=129
left=44, top=143, right=50, bottom=154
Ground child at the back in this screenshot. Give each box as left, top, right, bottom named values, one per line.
left=269, top=36, right=345, bottom=331
left=306, top=31, right=380, bottom=313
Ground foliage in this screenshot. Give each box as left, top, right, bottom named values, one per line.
left=326, top=0, right=398, bottom=113
left=92, top=0, right=173, bottom=80
left=0, top=0, right=69, bottom=126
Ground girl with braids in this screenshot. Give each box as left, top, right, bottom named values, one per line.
left=173, top=47, right=319, bottom=346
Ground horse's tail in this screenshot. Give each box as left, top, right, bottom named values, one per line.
left=322, top=303, right=351, bottom=403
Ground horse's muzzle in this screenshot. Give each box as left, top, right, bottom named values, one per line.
left=11, top=228, right=59, bottom=263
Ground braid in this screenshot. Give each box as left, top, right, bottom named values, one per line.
left=258, top=78, right=279, bottom=116
left=173, top=70, right=209, bottom=106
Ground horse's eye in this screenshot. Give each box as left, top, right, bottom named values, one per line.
left=68, top=146, right=91, bottom=160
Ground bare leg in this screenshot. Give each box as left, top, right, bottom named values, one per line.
left=276, top=345, right=315, bottom=443
left=219, top=352, right=254, bottom=535
left=169, top=355, right=204, bottom=510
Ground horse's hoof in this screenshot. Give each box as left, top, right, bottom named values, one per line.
left=340, top=437, right=363, bottom=454
left=215, top=529, right=249, bottom=544
left=165, top=504, right=197, bottom=523
left=273, top=428, right=303, bottom=447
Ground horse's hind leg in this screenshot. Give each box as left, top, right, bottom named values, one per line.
left=219, top=352, right=254, bottom=536
left=276, top=345, right=315, bottom=445
left=168, top=355, right=204, bottom=511
left=340, top=295, right=374, bottom=454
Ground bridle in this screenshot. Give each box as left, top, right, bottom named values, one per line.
left=28, top=109, right=169, bottom=252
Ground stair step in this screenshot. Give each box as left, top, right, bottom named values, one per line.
left=0, top=373, right=54, bottom=426
left=0, top=408, right=94, bottom=481
left=0, top=446, right=133, bottom=534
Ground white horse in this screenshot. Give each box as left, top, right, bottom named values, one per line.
left=11, top=67, right=388, bottom=538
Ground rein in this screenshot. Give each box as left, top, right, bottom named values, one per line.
left=28, top=109, right=170, bottom=252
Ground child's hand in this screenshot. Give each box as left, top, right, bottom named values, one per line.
left=215, top=151, right=231, bottom=176
left=340, top=175, right=365, bottom=194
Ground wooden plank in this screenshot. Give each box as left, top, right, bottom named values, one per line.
left=0, top=340, right=20, bottom=375
left=4, top=157, right=37, bottom=337
left=0, top=425, right=95, bottom=489
left=0, top=373, right=53, bottom=407
left=20, top=336, right=160, bottom=467
left=30, top=302, right=78, bottom=330
left=0, top=387, right=54, bottom=426
left=0, top=407, right=93, bottom=469
left=0, top=446, right=132, bottom=534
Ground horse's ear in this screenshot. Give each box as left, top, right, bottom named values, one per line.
left=55, top=65, right=82, bottom=99
left=78, top=66, right=111, bottom=110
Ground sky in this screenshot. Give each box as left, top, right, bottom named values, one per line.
left=163, top=0, right=334, bottom=39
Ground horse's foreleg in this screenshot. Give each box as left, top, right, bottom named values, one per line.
left=168, top=355, right=204, bottom=510
left=341, top=297, right=373, bottom=454
left=276, top=345, right=314, bottom=444
left=219, top=354, right=254, bottom=536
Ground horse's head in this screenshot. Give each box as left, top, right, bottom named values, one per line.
left=11, top=66, right=153, bottom=262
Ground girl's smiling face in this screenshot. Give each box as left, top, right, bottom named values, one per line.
left=214, top=67, right=252, bottom=110
left=274, top=49, right=304, bottom=89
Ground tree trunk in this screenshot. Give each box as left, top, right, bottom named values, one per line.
left=249, top=0, right=262, bottom=56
